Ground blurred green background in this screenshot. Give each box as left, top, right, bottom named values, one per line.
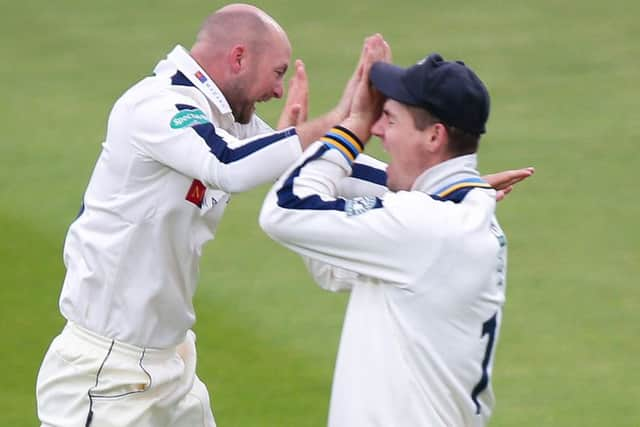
left=1, top=0, right=638, bottom=425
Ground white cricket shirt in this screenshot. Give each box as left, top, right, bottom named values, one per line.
left=59, top=46, right=302, bottom=348
left=260, top=141, right=507, bottom=427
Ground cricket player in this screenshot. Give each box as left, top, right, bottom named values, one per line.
left=260, top=49, right=523, bottom=426
left=36, top=3, right=530, bottom=425
left=34, top=5, right=383, bottom=426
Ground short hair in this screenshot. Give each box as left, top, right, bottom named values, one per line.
left=407, top=105, right=480, bottom=157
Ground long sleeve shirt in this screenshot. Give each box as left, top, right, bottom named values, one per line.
left=260, top=139, right=507, bottom=427
left=60, top=46, right=301, bottom=348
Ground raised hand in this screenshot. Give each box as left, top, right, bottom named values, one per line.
left=339, top=34, right=390, bottom=144
left=277, top=59, right=309, bottom=129
left=334, top=34, right=391, bottom=122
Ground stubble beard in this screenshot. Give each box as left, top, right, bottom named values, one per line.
left=225, top=75, right=256, bottom=124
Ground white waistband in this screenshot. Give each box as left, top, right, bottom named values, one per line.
left=64, top=321, right=178, bottom=361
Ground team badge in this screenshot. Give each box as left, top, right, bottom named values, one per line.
left=185, top=179, right=206, bottom=207
left=345, top=196, right=377, bottom=216
left=194, top=70, right=208, bottom=83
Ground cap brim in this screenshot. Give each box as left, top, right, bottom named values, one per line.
left=370, top=62, right=420, bottom=106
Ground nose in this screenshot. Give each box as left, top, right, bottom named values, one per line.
left=371, top=116, right=384, bottom=137
left=273, top=81, right=284, bottom=99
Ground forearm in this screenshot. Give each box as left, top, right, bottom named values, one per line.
left=294, top=109, right=343, bottom=151
left=302, top=257, right=356, bottom=293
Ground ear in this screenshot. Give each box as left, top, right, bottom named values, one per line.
left=424, top=123, right=447, bottom=154
left=228, top=45, right=246, bottom=74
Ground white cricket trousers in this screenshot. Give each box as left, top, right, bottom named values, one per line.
left=36, top=322, right=216, bottom=427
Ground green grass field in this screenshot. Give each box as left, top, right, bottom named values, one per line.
left=1, top=0, right=638, bottom=425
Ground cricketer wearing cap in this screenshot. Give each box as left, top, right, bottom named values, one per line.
left=260, top=52, right=512, bottom=426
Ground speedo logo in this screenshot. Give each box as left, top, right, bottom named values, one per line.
left=170, top=108, right=209, bottom=129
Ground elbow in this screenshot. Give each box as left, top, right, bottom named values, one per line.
left=217, top=173, right=258, bottom=194
left=259, top=196, right=290, bottom=243
left=258, top=208, right=271, bottom=234
left=258, top=203, right=278, bottom=237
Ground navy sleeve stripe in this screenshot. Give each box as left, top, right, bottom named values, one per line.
left=175, top=104, right=296, bottom=164
left=351, top=163, right=387, bottom=186
left=277, top=145, right=383, bottom=213
left=277, top=146, right=346, bottom=211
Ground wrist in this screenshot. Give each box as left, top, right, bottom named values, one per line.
left=340, top=117, right=371, bottom=143
left=320, top=125, right=364, bottom=164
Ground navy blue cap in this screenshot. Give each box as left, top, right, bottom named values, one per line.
left=370, top=53, right=490, bottom=135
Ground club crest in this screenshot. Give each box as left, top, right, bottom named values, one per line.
left=345, top=196, right=377, bottom=216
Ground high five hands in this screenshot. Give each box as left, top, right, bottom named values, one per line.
left=278, top=34, right=534, bottom=200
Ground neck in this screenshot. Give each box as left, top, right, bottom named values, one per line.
left=421, top=151, right=454, bottom=176
left=190, top=44, right=226, bottom=90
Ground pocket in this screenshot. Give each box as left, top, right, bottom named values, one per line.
left=89, top=353, right=152, bottom=399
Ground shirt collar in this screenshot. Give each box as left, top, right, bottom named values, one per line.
left=161, top=45, right=233, bottom=117
left=411, top=154, right=481, bottom=193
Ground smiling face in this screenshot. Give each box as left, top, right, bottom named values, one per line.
left=226, top=30, right=291, bottom=124
left=371, top=99, right=441, bottom=191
